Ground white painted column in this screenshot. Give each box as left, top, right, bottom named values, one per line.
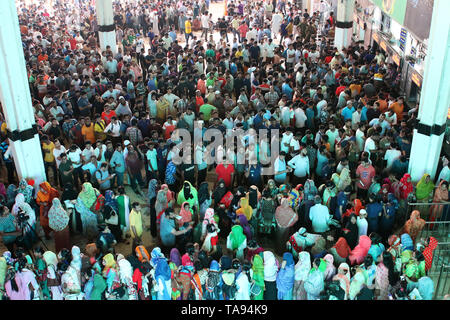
left=0, top=0, right=46, bottom=186
left=334, top=0, right=355, bottom=50
left=408, top=0, right=450, bottom=182
left=96, top=0, right=118, bottom=55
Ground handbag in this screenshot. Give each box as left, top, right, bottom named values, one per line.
left=250, top=282, right=262, bottom=297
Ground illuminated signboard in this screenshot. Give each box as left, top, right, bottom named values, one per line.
left=411, top=71, right=422, bottom=87
left=399, top=28, right=407, bottom=52
left=373, top=33, right=379, bottom=43
left=380, top=40, right=388, bottom=52
left=392, top=54, right=401, bottom=66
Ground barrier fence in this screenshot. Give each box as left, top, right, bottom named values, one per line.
left=434, top=263, right=450, bottom=300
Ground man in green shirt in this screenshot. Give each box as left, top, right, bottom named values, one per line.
left=58, top=153, right=75, bottom=186
left=199, top=103, right=217, bottom=122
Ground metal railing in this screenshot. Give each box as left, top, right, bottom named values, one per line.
left=434, top=263, right=450, bottom=300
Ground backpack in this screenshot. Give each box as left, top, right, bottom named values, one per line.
left=221, top=271, right=237, bottom=300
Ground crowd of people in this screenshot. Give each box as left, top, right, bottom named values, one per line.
left=0, top=0, right=448, bottom=300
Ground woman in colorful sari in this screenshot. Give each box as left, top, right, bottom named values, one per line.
left=178, top=253, right=194, bottom=300
left=36, top=181, right=60, bottom=239
left=102, top=253, right=121, bottom=299
left=429, top=180, right=448, bottom=229
left=404, top=210, right=426, bottom=243
left=250, top=253, right=265, bottom=300
left=276, top=252, right=295, bottom=300
left=399, top=173, right=414, bottom=200
left=415, top=173, right=436, bottom=220
left=226, top=225, right=247, bottom=261
left=263, top=251, right=278, bottom=300
left=48, top=198, right=70, bottom=252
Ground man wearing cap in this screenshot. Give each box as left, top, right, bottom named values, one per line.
left=115, top=96, right=132, bottom=117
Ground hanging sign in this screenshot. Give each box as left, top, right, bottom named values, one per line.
left=399, top=28, right=407, bottom=52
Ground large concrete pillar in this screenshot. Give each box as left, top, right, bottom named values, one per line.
left=334, top=0, right=355, bottom=50
left=96, top=0, right=118, bottom=55
left=0, top=0, right=46, bottom=186
left=408, top=0, right=450, bottom=182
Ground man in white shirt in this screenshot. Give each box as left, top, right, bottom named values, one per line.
left=53, top=139, right=67, bottom=169
left=309, top=195, right=331, bottom=233
left=287, top=148, right=310, bottom=185
left=384, top=143, right=402, bottom=170
left=294, top=105, right=307, bottom=129
left=280, top=129, right=293, bottom=153
left=201, top=13, right=210, bottom=40
left=355, top=123, right=366, bottom=152
left=81, top=141, right=95, bottom=164
left=286, top=44, right=296, bottom=70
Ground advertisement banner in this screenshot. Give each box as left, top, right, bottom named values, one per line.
left=372, top=0, right=407, bottom=25
left=404, top=0, right=434, bottom=40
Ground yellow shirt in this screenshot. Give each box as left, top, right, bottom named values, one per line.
left=185, top=21, right=192, bottom=34
left=129, top=209, right=143, bottom=238
left=42, top=142, right=55, bottom=163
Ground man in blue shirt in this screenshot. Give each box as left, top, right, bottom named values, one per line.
left=274, top=152, right=290, bottom=185
left=365, top=194, right=383, bottom=235
left=95, top=162, right=115, bottom=191
left=341, top=101, right=355, bottom=121
left=335, top=186, right=352, bottom=222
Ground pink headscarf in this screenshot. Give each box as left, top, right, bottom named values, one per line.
left=182, top=253, right=193, bottom=267
left=349, top=235, right=372, bottom=265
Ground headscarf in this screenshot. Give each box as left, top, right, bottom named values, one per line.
left=43, top=251, right=58, bottom=270
left=343, top=213, right=359, bottom=249
left=213, top=179, right=227, bottom=203
left=178, top=202, right=192, bottom=227
left=48, top=198, right=70, bottom=232
left=304, top=269, right=325, bottom=299
left=416, top=276, right=434, bottom=300
left=118, top=258, right=133, bottom=284
left=236, top=197, right=253, bottom=221
left=368, top=243, right=385, bottom=261
left=349, top=235, right=372, bottom=265
left=238, top=214, right=252, bottom=240
left=332, top=263, right=351, bottom=298
left=170, top=248, right=182, bottom=267
left=147, top=179, right=158, bottom=202
left=294, top=251, right=311, bottom=281
left=151, top=247, right=164, bottom=267
left=90, top=274, right=107, bottom=300
left=104, top=190, right=118, bottom=212
left=103, top=253, right=116, bottom=271
left=333, top=237, right=352, bottom=259
left=276, top=252, right=295, bottom=299
left=181, top=253, right=194, bottom=268
left=251, top=254, right=265, bottom=288
left=36, top=181, right=58, bottom=204
left=78, top=182, right=98, bottom=209
left=399, top=173, right=414, bottom=200
left=323, top=254, right=336, bottom=281
left=415, top=174, right=435, bottom=200
left=275, top=198, right=298, bottom=228
left=17, top=179, right=33, bottom=203
left=401, top=233, right=414, bottom=251
left=263, top=251, right=278, bottom=282
left=229, top=225, right=246, bottom=250
left=198, top=182, right=211, bottom=204
left=404, top=210, right=425, bottom=242
left=304, top=179, right=318, bottom=201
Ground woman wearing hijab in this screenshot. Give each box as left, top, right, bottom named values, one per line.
left=226, top=225, right=247, bottom=261
left=43, top=251, right=64, bottom=300
left=170, top=248, right=182, bottom=267
left=415, top=173, right=436, bottom=220
left=293, top=251, right=311, bottom=300
left=332, top=263, right=351, bottom=300
left=103, top=190, right=122, bottom=242
left=304, top=266, right=325, bottom=300
left=155, top=184, right=174, bottom=225
left=337, top=167, right=352, bottom=191
left=262, top=251, right=278, bottom=300
left=178, top=254, right=194, bottom=300
left=276, top=252, right=295, bottom=300
left=60, top=246, right=84, bottom=300
left=323, top=254, right=336, bottom=281
left=198, top=181, right=212, bottom=221
left=349, top=269, right=366, bottom=300
left=236, top=197, right=253, bottom=221
left=287, top=227, right=317, bottom=259
left=90, top=273, right=107, bottom=300
left=147, top=179, right=158, bottom=237
left=237, top=214, right=252, bottom=240
left=74, top=189, right=98, bottom=240
left=342, top=213, right=359, bottom=249
left=375, top=251, right=398, bottom=300
left=250, top=254, right=265, bottom=300
left=349, top=235, right=372, bottom=266
left=36, top=181, right=60, bottom=240
left=212, top=179, right=228, bottom=208
left=265, top=179, right=279, bottom=199
left=399, top=173, right=414, bottom=200
left=177, top=181, right=199, bottom=215
left=204, top=260, right=223, bottom=300
left=379, top=195, right=397, bottom=240
left=429, top=180, right=448, bottom=229
left=330, top=237, right=352, bottom=266
left=275, top=198, right=298, bottom=256
left=48, top=198, right=70, bottom=253
left=78, top=182, right=102, bottom=212
left=12, top=193, right=37, bottom=249
left=118, top=255, right=138, bottom=300
left=17, top=179, right=34, bottom=204
left=259, top=189, right=277, bottom=235
left=235, top=261, right=251, bottom=300
left=178, top=202, right=193, bottom=228
left=102, top=253, right=121, bottom=299
left=201, top=208, right=219, bottom=242
left=6, top=184, right=17, bottom=208
left=404, top=210, right=426, bottom=243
